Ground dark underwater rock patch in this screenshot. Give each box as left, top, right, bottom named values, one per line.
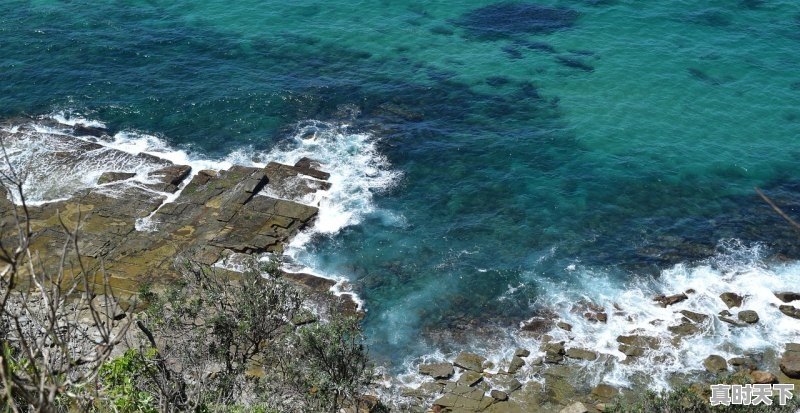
left=556, top=55, right=594, bottom=72
left=456, top=2, right=579, bottom=39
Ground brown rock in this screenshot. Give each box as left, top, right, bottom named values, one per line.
left=679, top=310, right=709, bottom=323
left=780, top=345, right=800, bottom=379
left=542, top=341, right=566, bottom=364
left=508, top=356, right=525, bottom=374
left=490, top=390, right=509, bottom=401
left=520, top=316, right=554, bottom=337
left=775, top=292, right=800, bottom=303
left=591, top=383, right=618, bottom=401
left=457, top=370, right=483, bottom=387
left=750, top=370, right=778, bottom=384
left=728, top=357, right=756, bottom=371
left=703, top=355, right=727, bottom=373
left=454, top=352, right=486, bottom=372
left=559, top=401, right=588, bottom=413
left=779, top=305, right=800, bottom=319
left=97, top=171, right=136, bottom=184
left=514, top=348, right=531, bottom=358
left=565, top=348, right=598, bottom=361
left=419, top=362, right=455, bottom=379
left=557, top=321, right=573, bottom=332
left=654, top=293, right=688, bottom=307
left=737, top=310, right=759, bottom=324
left=720, top=292, right=744, bottom=308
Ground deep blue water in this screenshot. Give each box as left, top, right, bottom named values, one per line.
left=3, top=0, right=800, bottom=368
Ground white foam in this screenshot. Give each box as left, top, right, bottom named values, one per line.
left=387, top=240, right=800, bottom=399
left=48, top=110, right=107, bottom=129
left=2, top=115, right=397, bottom=308
left=265, top=120, right=400, bottom=236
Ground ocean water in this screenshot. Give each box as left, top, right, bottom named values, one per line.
left=3, top=0, right=800, bottom=387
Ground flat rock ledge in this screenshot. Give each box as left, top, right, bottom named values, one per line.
left=0, top=124, right=353, bottom=310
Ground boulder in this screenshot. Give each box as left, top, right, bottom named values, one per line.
left=780, top=344, right=800, bottom=379
left=542, top=341, right=566, bottom=364
left=750, top=371, right=778, bottom=384
left=508, top=356, right=525, bottom=374
left=591, top=384, right=618, bottom=401
left=419, top=362, right=455, bottom=379
left=653, top=293, right=688, bottom=307
left=703, top=355, right=727, bottom=373
left=454, top=352, right=486, bottom=372
left=147, top=164, right=192, bottom=192
left=565, top=348, right=598, bottom=361
left=679, top=310, right=709, bottom=323
left=775, top=292, right=800, bottom=303
left=668, top=319, right=701, bottom=337
left=72, top=124, right=107, bottom=137
left=457, top=370, right=483, bottom=387
left=514, top=348, right=531, bottom=358
left=433, top=384, right=493, bottom=412
left=779, top=305, right=800, bottom=319
left=728, top=357, right=756, bottom=371
left=557, top=321, right=573, bottom=332
left=97, top=171, right=136, bottom=184
left=737, top=310, right=759, bottom=324
left=490, top=376, right=522, bottom=393
left=720, top=292, right=744, bottom=308
left=520, top=316, right=554, bottom=337
left=619, top=344, right=645, bottom=357
left=719, top=315, right=747, bottom=327
left=490, top=390, right=509, bottom=402
left=559, top=401, right=588, bottom=413
left=617, top=335, right=659, bottom=349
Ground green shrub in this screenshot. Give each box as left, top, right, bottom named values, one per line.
left=97, top=349, right=158, bottom=413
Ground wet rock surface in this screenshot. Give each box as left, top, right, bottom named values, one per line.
left=781, top=343, right=800, bottom=378
left=0, top=126, right=344, bottom=306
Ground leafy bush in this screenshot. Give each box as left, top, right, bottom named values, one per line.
left=98, top=349, right=158, bottom=413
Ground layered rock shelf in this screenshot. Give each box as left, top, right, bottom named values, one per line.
left=0, top=122, right=337, bottom=303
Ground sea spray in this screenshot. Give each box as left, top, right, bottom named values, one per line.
left=388, top=240, right=800, bottom=403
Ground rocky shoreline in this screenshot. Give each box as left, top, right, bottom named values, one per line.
left=388, top=288, right=800, bottom=413
left=0, top=118, right=358, bottom=312
left=3, top=118, right=800, bottom=413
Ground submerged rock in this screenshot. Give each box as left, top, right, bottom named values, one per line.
left=457, top=3, right=579, bottom=39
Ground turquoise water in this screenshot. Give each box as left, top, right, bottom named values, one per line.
left=3, top=0, right=800, bottom=367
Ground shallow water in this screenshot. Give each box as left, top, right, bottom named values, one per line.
left=2, top=0, right=800, bottom=383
